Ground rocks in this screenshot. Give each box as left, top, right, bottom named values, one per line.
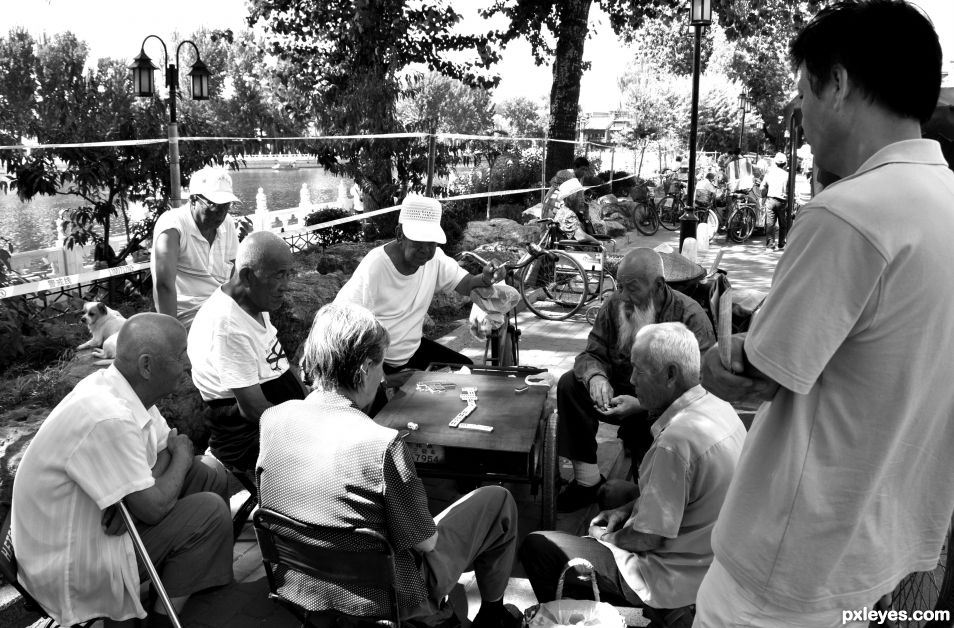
left=456, top=218, right=543, bottom=253
left=603, top=220, right=628, bottom=237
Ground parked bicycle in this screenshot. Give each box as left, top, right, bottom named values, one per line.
left=630, top=179, right=720, bottom=237
left=724, top=191, right=761, bottom=243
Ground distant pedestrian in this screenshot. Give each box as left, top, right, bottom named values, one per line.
left=759, top=153, right=789, bottom=249
left=696, top=2, right=954, bottom=626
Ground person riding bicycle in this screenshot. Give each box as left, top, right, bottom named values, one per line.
left=694, top=172, right=721, bottom=208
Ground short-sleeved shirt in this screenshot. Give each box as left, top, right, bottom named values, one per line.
left=334, top=245, right=467, bottom=366
left=257, top=390, right=437, bottom=614
left=601, top=386, right=745, bottom=608
left=714, top=139, right=954, bottom=612
left=574, top=288, right=715, bottom=392
left=188, top=287, right=290, bottom=401
left=760, top=165, right=788, bottom=200
left=725, top=157, right=754, bottom=193
left=151, top=205, right=239, bottom=327
left=11, top=366, right=170, bottom=626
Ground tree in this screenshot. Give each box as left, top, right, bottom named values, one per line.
left=496, top=96, right=548, bottom=138
left=247, top=0, right=501, bottom=220
left=397, top=72, right=496, bottom=135
left=0, top=29, right=37, bottom=144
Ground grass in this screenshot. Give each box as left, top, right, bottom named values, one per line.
left=0, top=355, right=76, bottom=415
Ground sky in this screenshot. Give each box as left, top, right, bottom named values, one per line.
left=6, top=0, right=954, bottom=113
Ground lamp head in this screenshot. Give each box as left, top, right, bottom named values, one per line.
left=188, top=58, right=211, bottom=101
left=129, top=50, right=158, bottom=98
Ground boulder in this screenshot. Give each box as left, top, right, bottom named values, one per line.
left=458, top=219, right=543, bottom=253
left=603, top=220, right=628, bottom=238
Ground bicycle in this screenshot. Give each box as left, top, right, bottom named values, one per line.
left=630, top=179, right=720, bottom=237
left=724, top=191, right=760, bottom=244
left=518, top=218, right=619, bottom=321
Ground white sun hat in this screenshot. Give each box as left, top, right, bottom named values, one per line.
left=189, top=166, right=240, bottom=204
left=399, top=194, right=446, bottom=244
left=773, top=152, right=788, bottom=164
left=557, top=177, right=585, bottom=200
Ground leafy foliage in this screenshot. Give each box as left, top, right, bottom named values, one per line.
left=397, top=72, right=496, bottom=135
left=303, top=207, right=363, bottom=248
left=496, top=97, right=548, bottom=138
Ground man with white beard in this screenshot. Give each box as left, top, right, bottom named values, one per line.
left=555, top=248, right=715, bottom=512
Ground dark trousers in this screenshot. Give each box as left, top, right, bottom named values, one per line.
left=556, top=371, right=653, bottom=465
left=764, top=197, right=789, bottom=245
left=369, top=338, right=474, bottom=416
left=520, top=531, right=642, bottom=606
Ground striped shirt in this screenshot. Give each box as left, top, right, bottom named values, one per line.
left=11, top=366, right=170, bottom=625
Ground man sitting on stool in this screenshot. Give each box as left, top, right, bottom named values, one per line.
left=522, top=323, right=745, bottom=626
left=188, top=231, right=306, bottom=472
left=555, top=248, right=714, bottom=512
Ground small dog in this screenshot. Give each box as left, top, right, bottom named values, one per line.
left=77, top=301, right=126, bottom=362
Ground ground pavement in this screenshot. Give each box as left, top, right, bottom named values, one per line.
left=4, top=228, right=779, bottom=628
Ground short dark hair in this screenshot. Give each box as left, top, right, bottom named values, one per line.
left=790, top=0, right=941, bottom=124
left=573, top=157, right=590, bottom=169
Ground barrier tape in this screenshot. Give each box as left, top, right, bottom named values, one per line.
left=0, top=261, right=150, bottom=300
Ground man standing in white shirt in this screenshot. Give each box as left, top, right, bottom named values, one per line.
left=152, top=166, right=241, bottom=328
left=759, top=153, right=790, bottom=250
left=697, top=2, right=954, bottom=626
left=12, top=313, right=233, bottom=627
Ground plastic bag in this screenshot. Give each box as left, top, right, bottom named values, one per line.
left=524, top=559, right=625, bottom=628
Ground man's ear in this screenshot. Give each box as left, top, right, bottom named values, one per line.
left=829, top=63, right=852, bottom=109
left=238, top=266, right=255, bottom=286
left=138, top=354, right=153, bottom=379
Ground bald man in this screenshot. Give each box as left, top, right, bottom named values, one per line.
left=12, top=313, right=233, bottom=627
left=188, top=231, right=306, bottom=472
left=555, top=248, right=715, bottom=512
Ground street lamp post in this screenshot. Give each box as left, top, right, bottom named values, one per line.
left=738, top=91, right=751, bottom=150
left=681, top=0, right=712, bottom=253
left=129, top=36, right=211, bottom=207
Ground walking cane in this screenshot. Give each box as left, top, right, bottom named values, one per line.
left=118, top=501, right=184, bottom=628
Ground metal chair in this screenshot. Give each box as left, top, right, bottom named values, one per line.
left=226, top=466, right=259, bottom=540
left=0, top=502, right=99, bottom=628
left=253, top=507, right=401, bottom=628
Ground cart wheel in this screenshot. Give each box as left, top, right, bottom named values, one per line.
left=541, top=410, right=558, bottom=530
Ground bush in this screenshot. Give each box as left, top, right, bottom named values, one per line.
left=304, top=207, right=363, bottom=248
left=597, top=170, right=635, bottom=197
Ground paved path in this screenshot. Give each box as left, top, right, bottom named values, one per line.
left=6, top=229, right=779, bottom=628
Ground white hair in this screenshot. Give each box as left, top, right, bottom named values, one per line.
left=301, top=303, right=390, bottom=391
left=235, top=231, right=289, bottom=273
left=633, top=322, right=700, bottom=388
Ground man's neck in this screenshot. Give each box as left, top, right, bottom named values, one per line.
left=222, top=281, right=265, bottom=325
left=384, top=240, right=418, bottom=276
left=828, top=107, right=922, bottom=178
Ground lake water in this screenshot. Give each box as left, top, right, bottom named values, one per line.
left=0, top=162, right=347, bottom=252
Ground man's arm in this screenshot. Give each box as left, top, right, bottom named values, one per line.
left=454, top=263, right=496, bottom=296
left=574, top=301, right=619, bottom=409
left=153, top=229, right=181, bottom=318
left=232, top=384, right=272, bottom=424
left=603, top=527, right=665, bottom=553
left=122, top=429, right=194, bottom=526
left=702, top=333, right=780, bottom=403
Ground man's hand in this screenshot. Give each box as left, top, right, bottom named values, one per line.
left=588, top=505, right=630, bottom=541
left=588, top=376, right=614, bottom=411
left=595, top=395, right=642, bottom=419
left=166, top=428, right=194, bottom=461
left=701, top=337, right=779, bottom=402
left=101, top=504, right=127, bottom=536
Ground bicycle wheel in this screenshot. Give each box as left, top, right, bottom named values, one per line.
left=518, top=250, right=589, bottom=321
left=887, top=513, right=954, bottom=627
left=633, top=202, right=659, bottom=236
left=726, top=205, right=756, bottom=243
left=705, top=208, right=721, bottom=234
left=659, top=197, right=681, bottom=231
left=539, top=410, right=558, bottom=530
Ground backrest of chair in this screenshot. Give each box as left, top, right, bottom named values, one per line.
left=0, top=502, right=49, bottom=618
left=252, top=508, right=399, bottom=619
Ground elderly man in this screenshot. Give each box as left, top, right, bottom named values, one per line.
left=335, top=194, right=494, bottom=375
left=760, top=153, right=790, bottom=250
left=697, top=3, right=954, bottom=627
left=522, top=323, right=744, bottom=625
left=152, top=166, right=241, bottom=328
left=188, top=231, right=305, bottom=472
left=258, top=303, right=520, bottom=628
left=556, top=248, right=714, bottom=512
left=12, top=313, right=233, bottom=627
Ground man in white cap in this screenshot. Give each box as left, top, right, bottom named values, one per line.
left=759, top=153, right=790, bottom=250
left=152, top=166, right=241, bottom=328
left=335, top=195, right=495, bottom=407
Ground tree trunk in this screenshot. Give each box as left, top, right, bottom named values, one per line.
left=545, top=0, right=592, bottom=181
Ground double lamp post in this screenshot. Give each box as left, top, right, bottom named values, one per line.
left=129, top=36, right=212, bottom=207
left=680, top=0, right=713, bottom=252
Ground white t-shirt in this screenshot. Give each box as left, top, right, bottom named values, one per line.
left=725, top=157, right=754, bottom=193
left=151, top=205, right=239, bottom=328
left=188, top=288, right=290, bottom=400
left=12, top=366, right=169, bottom=625
left=714, top=139, right=954, bottom=612
left=334, top=245, right=467, bottom=366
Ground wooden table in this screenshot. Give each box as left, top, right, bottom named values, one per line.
left=375, top=369, right=558, bottom=529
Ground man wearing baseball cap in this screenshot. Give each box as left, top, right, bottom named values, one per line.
left=335, top=194, right=495, bottom=409
left=759, top=153, right=790, bottom=250
left=152, top=166, right=241, bottom=328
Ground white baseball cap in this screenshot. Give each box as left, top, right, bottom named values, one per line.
left=189, top=167, right=240, bottom=204
left=773, top=152, right=788, bottom=164
left=557, top=178, right=585, bottom=200
left=399, top=195, right=446, bottom=244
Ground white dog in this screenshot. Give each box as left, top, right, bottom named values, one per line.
left=77, top=301, right=126, bottom=361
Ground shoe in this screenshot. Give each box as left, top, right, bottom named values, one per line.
left=765, top=238, right=775, bottom=249
left=556, top=476, right=606, bottom=512
left=471, top=603, right=522, bottom=628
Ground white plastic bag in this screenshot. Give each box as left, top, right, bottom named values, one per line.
left=524, top=559, right=625, bottom=628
